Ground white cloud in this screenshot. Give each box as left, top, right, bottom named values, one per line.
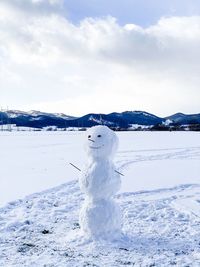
left=0, top=1, right=200, bottom=116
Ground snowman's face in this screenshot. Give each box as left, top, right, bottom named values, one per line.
left=85, top=125, right=118, bottom=160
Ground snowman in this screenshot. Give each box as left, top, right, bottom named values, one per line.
left=79, top=125, right=122, bottom=240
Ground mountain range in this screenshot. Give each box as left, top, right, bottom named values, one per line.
left=0, top=110, right=200, bottom=130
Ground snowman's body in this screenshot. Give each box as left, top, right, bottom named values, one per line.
left=80, top=160, right=121, bottom=200
left=79, top=125, right=122, bottom=240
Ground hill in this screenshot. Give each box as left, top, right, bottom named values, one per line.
left=0, top=110, right=200, bottom=130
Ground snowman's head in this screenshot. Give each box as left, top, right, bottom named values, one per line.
left=85, top=125, right=118, bottom=160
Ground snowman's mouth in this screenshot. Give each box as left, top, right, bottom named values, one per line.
left=89, top=145, right=104, bottom=149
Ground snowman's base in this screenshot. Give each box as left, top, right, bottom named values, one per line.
left=79, top=198, right=122, bottom=241
left=65, top=227, right=133, bottom=249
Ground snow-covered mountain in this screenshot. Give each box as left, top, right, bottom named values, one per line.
left=6, top=110, right=76, bottom=120
left=165, top=112, right=200, bottom=125
left=0, top=110, right=76, bottom=129
left=0, top=110, right=200, bottom=129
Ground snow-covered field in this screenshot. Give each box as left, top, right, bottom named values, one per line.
left=0, top=131, right=200, bottom=266
left=0, top=131, right=199, bottom=206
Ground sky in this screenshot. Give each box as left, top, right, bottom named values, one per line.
left=0, top=0, right=200, bottom=117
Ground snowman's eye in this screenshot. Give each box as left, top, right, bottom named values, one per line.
left=97, top=135, right=102, bottom=138
left=88, top=135, right=91, bottom=138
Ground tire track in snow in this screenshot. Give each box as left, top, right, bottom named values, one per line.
left=116, top=146, right=200, bottom=218
left=169, top=185, right=200, bottom=219
left=116, top=146, right=200, bottom=171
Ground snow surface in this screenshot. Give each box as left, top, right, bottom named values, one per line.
left=0, top=131, right=199, bottom=207
left=0, top=131, right=200, bottom=266
left=1, top=182, right=200, bottom=266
